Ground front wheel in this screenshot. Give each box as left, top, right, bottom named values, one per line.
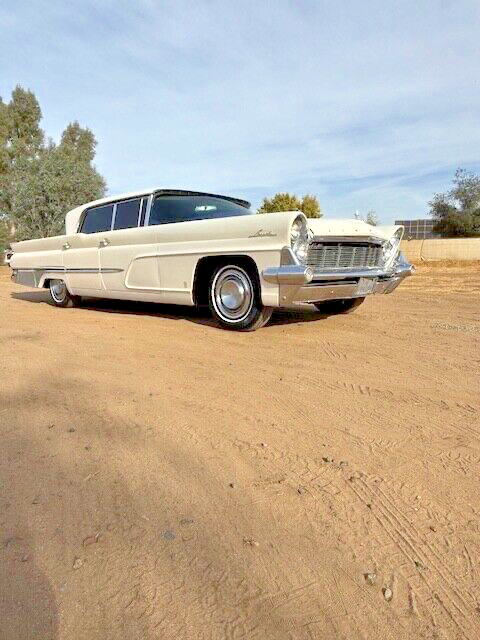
left=314, top=297, right=365, bottom=315
left=209, top=264, right=272, bottom=331
left=49, top=279, right=80, bottom=308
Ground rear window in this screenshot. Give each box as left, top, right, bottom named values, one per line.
left=113, top=198, right=141, bottom=230
left=81, top=204, right=113, bottom=234
left=148, top=195, right=252, bottom=226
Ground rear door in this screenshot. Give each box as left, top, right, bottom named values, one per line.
left=63, top=203, right=113, bottom=291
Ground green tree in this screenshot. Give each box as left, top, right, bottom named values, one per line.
left=0, top=215, right=13, bottom=254
left=430, top=169, right=480, bottom=237
left=300, top=194, right=322, bottom=219
left=0, top=87, right=44, bottom=217
left=258, top=192, right=322, bottom=218
left=8, top=86, right=44, bottom=160
left=365, top=211, right=378, bottom=226
left=0, top=100, right=12, bottom=216
left=0, top=86, right=106, bottom=240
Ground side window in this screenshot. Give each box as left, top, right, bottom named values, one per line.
left=113, top=198, right=141, bottom=230
left=149, top=196, right=186, bottom=226
left=81, top=204, right=114, bottom=234
left=148, top=195, right=251, bottom=226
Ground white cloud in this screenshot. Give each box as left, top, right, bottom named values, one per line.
left=1, top=0, right=479, bottom=222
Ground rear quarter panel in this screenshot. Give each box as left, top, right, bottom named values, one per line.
left=10, top=236, right=67, bottom=279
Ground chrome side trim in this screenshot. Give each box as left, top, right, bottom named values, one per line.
left=66, top=268, right=124, bottom=274
left=33, top=266, right=64, bottom=272
left=29, top=267, right=124, bottom=274
left=11, top=267, right=124, bottom=288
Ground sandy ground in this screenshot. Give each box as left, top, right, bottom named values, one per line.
left=1, top=263, right=479, bottom=640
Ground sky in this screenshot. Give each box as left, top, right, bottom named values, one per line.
left=1, top=0, right=479, bottom=223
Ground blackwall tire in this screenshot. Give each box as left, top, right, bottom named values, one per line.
left=208, top=264, right=272, bottom=331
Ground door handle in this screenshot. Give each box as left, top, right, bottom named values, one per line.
left=62, top=242, right=71, bottom=250
left=99, top=238, right=110, bottom=248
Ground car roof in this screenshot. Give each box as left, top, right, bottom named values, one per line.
left=78, top=189, right=251, bottom=211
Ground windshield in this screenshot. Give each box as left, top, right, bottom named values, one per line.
left=148, top=195, right=254, bottom=226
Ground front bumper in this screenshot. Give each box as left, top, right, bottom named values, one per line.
left=263, top=250, right=415, bottom=306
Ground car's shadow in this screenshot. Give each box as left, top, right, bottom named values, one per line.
left=11, top=290, right=330, bottom=328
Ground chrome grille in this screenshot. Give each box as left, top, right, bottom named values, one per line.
left=306, top=242, right=384, bottom=270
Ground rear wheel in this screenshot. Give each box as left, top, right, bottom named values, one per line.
left=209, top=264, right=272, bottom=331
left=49, top=279, right=80, bottom=308
left=314, top=297, right=365, bottom=315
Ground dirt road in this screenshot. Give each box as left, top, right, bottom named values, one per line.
left=1, top=263, right=479, bottom=640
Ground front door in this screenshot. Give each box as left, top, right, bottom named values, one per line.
left=99, top=226, right=160, bottom=291
left=99, top=196, right=160, bottom=292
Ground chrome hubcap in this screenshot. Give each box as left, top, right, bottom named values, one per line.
left=212, top=267, right=253, bottom=322
left=51, top=279, right=67, bottom=302
left=220, top=279, right=246, bottom=310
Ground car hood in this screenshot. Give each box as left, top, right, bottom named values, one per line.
left=307, top=218, right=402, bottom=242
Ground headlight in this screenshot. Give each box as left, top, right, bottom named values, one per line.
left=290, top=215, right=309, bottom=263
left=382, top=228, right=403, bottom=267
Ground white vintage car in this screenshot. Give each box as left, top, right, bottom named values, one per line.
left=9, top=189, right=414, bottom=330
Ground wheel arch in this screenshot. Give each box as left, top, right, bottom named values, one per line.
left=40, top=275, right=66, bottom=290
left=192, top=255, right=260, bottom=307
left=41, top=275, right=74, bottom=296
